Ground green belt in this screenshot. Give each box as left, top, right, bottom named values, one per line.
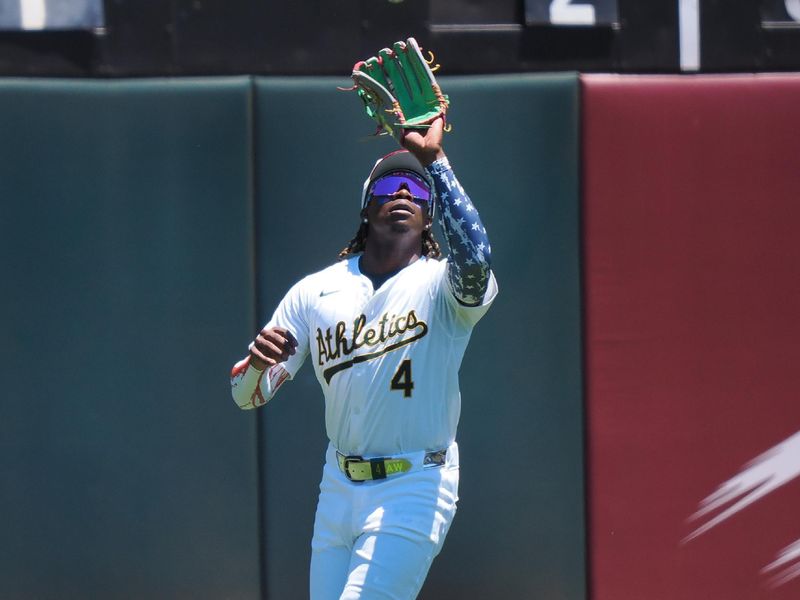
left=336, top=449, right=447, bottom=482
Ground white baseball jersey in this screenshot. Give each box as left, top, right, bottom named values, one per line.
left=232, top=254, right=497, bottom=457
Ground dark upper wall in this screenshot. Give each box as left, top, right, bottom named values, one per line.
left=0, top=0, right=798, bottom=77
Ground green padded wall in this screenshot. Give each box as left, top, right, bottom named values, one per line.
left=253, top=74, right=585, bottom=599
left=0, top=78, right=260, bottom=599
left=253, top=77, right=369, bottom=599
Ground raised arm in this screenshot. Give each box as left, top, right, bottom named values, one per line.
left=401, top=118, right=492, bottom=305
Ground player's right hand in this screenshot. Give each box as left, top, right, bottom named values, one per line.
left=401, top=116, right=445, bottom=167
left=249, top=327, right=298, bottom=371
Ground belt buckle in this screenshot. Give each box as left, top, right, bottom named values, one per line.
left=424, top=449, right=447, bottom=467
left=342, top=455, right=365, bottom=482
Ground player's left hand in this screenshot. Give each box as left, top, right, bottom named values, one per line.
left=249, top=326, right=298, bottom=371
left=401, top=117, right=446, bottom=168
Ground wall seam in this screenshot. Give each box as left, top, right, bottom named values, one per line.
left=247, top=75, right=268, bottom=600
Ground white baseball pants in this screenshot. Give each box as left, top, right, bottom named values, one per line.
left=309, top=443, right=459, bottom=600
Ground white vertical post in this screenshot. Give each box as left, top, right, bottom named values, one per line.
left=20, top=0, right=47, bottom=31
left=679, top=0, right=700, bottom=71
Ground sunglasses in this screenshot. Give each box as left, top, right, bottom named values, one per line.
left=368, top=170, right=432, bottom=207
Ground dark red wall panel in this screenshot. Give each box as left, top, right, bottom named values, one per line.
left=582, top=74, right=800, bottom=600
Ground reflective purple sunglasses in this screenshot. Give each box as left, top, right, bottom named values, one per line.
left=368, top=170, right=432, bottom=208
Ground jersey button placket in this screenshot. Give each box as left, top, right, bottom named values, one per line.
left=352, top=367, right=364, bottom=415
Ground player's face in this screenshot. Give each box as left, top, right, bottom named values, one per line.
left=364, top=178, right=432, bottom=239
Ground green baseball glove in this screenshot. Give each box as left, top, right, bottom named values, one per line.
left=349, top=37, right=449, bottom=143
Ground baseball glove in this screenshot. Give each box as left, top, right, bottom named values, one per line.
left=348, top=37, right=449, bottom=143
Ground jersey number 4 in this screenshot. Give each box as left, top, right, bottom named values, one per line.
left=390, top=359, right=414, bottom=398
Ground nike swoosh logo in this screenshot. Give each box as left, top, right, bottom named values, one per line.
left=319, top=289, right=340, bottom=297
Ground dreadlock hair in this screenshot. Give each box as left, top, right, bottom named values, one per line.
left=337, top=221, right=442, bottom=260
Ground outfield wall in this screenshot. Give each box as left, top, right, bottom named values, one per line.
left=4, top=71, right=800, bottom=600
left=0, top=74, right=585, bottom=599
left=0, top=78, right=260, bottom=598
left=582, top=74, right=800, bottom=600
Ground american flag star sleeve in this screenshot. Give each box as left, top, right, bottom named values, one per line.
left=425, top=156, right=492, bottom=305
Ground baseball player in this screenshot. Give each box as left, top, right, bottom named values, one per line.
left=230, top=117, right=497, bottom=599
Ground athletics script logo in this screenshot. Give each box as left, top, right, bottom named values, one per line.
left=316, top=309, right=428, bottom=383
